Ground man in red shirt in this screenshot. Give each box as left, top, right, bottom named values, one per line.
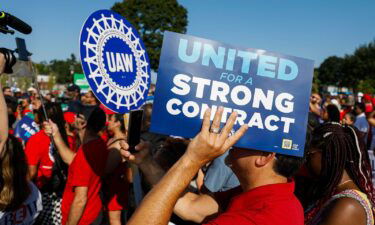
left=45, top=106, right=108, bottom=225
left=123, top=108, right=305, bottom=225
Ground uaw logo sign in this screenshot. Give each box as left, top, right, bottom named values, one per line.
left=80, top=10, right=151, bottom=113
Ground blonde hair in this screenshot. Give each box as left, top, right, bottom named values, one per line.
left=0, top=135, right=30, bottom=211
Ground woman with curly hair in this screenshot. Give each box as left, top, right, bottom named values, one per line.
left=304, top=122, right=375, bottom=225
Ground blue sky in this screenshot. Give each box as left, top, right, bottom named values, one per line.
left=1, top=0, right=374, bottom=67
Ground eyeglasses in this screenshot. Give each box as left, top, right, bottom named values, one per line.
left=306, top=149, right=321, bottom=157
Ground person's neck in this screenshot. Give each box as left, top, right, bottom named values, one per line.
left=336, top=170, right=359, bottom=193
left=239, top=170, right=288, bottom=192
left=82, top=130, right=99, bottom=145
left=112, top=129, right=125, bottom=139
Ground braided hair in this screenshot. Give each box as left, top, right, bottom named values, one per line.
left=305, top=122, right=375, bottom=223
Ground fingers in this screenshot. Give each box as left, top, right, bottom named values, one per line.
left=210, top=106, right=223, bottom=132
left=135, top=141, right=150, bottom=152
left=120, top=149, right=135, bottom=161
left=220, top=111, right=237, bottom=139
left=201, top=108, right=211, bottom=134
left=119, top=140, right=129, bottom=151
left=222, top=124, right=248, bottom=150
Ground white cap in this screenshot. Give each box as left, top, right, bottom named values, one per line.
left=27, top=87, right=37, bottom=92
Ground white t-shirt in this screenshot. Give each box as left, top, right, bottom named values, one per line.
left=0, top=182, right=42, bottom=225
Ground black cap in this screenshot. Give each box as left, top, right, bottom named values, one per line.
left=67, top=84, right=81, bottom=93
left=20, top=93, right=30, bottom=99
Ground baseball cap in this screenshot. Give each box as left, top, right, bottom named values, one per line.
left=67, top=84, right=81, bottom=93
left=64, top=112, right=76, bottom=125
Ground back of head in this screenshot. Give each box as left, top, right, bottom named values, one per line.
left=0, top=135, right=30, bottom=211
left=355, top=102, right=365, bottom=113
left=36, top=102, right=68, bottom=145
left=309, top=122, right=374, bottom=204
left=273, top=123, right=312, bottom=178
left=86, top=106, right=106, bottom=133
left=154, top=138, right=188, bottom=171
left=326, top=104, right=340, bottom=123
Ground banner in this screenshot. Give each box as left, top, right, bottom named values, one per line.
left=151, top=32, right=314, bottom=157
left=80, top=10, right=151, bottom=114
left=73, top=73, right=90, bottom=93
left=14, top=115, right=39, bottom=142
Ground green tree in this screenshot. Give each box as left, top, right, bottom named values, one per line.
left=318, top=39, right=375, bottom=90
left=357, top=79, right=375, bottom=94
left=112, top=0, right=188, bottom=71
left=35, top=61, right=51, bottom=75
left=318, top=56, right=345, bottom=86
left=312, top=69, right=321, bottom=93
left=49, top=54, right=82, bottom=84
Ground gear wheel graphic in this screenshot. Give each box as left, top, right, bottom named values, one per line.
left=81, top=11, right=150, bottom=112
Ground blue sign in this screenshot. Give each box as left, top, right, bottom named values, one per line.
left=14, top=115, right=39, bottom=142
left=150, top=32, right=314, bottom=157
left=80, top=10, right=151, bottom=113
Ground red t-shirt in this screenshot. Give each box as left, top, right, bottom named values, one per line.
left=103, top=162, right=130, bottom=211
left=61, top=138, right=108, bottom=225
left=25, top=130, right=53, bottom=189
left=204, top=180, right=304, bottom=225
left=67, top=135, right=77, bottom=152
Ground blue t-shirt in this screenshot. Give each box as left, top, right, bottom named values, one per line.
left=355, top=113, right=369, bottom=133
left=203, top=151, right=240, bottom=192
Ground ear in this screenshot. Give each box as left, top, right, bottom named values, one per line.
left=81, top=121, right=87, bottom=129
left=255, top=152, right=276, bottom=167
left=115, top=120, right=122, bottom=128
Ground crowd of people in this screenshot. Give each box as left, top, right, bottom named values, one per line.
left=0, top=50, right=375, bottom=225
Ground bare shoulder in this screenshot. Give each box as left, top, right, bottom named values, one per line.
left=107, top=137, right=121, bottom=149
left=322, top=197, right=367, bottom=225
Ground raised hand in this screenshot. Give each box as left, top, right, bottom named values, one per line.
left=43, top=119, right=60, bottom=138
left=185, top=107, right=248, bottom=166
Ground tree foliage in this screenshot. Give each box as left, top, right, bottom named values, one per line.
left=111, top=0, right=188, bottom=71
left=34, top=54, right=82, bottom=84
left=318, top=56, right=345, bottom=85
left=318, top=40, right=375, bottom=92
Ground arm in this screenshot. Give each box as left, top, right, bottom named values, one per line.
left=0, top=53, right=8, bottom=152
left=44, top=120, right=76, bottom=165
left=174, top=192, right=219, bottom=223
left=127, top=107, right=248, bottom=225
left=28, top=165, right=37, bottom=181
left=122, top=141, right=219, bottom=223
left=368, top=111, right=375, bottom=127
left=66, top=186, right=88, bottom=225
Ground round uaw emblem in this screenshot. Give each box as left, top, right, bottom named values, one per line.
left=80, top=10, right=151, bottom=113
